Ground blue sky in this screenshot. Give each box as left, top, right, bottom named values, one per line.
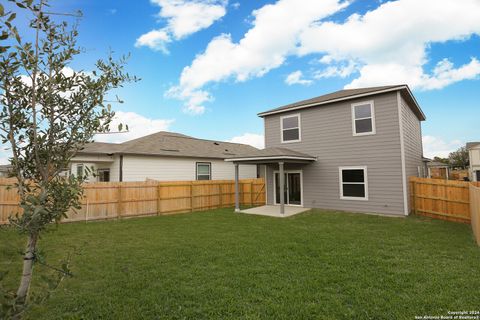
left=2, top=0, right=480, bottom=163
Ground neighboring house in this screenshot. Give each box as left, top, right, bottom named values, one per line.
left=0, top=165, right=12, bottom=178
left=71, top=131, right=259, bottom=182
left=467, top=142, right=480, bottom=181
left=227, top=85, right=426, bottom=216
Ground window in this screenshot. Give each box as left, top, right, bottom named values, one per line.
left=196, top=162, right=211, bottom=180
left=97, top=169, right=110, bottom=182
left=352, top=101, right=375, bottom=136
left=339, top=167, right=368, bottom=200
left=281, top=114, right=301, bottom=143
left=76, top=164, right=84, bottom=177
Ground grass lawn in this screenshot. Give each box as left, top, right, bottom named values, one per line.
left=1, top=208, right=480, bottom=319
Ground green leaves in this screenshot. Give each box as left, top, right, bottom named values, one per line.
left=0, top=0, right=137, bottom=308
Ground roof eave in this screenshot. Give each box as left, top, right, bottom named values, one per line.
left=257, top=85, right=426, bottom=121
left=225, top=155, right=317, bottom=162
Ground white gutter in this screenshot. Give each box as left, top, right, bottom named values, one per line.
left=225, top=156, right=317, bottom=162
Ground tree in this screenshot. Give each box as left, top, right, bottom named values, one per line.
left=0, top=0, right=136, bottom=309
left=433, top=156, right=449, bottom=165
left=448, top=147, right=469, bottom=169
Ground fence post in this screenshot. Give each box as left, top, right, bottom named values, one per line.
left=190, top=182, right=194, bottom=212
left=157, top=183, right=162, bottom=216
left=218, top=182, right=223, bottom=208
left=250, top=181, right=253, bottom=207
left=117, top=184, right=123, bottom=219
left=411, top=180, right=416, bottom=215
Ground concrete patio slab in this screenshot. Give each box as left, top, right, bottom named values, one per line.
left=240, top=205, right=310, bottom=218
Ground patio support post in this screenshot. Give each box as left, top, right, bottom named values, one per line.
left=234, top=163, right=240, bottom=212
left=279, top=161, right=285, bottom=215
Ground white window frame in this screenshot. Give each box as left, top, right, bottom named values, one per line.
left=351, top=101, right=376, bottom=136
left=280, top=113, right=301, bottom=143
left=339, top=166, right=369, bottom=201
left=196, top=162, right=211, bottom=181
left=76, top=164, right=84, bottom=177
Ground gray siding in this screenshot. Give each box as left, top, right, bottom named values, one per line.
left=264, top=92, right=409, bottom=215
left=401, top=94, right=423, bottom=212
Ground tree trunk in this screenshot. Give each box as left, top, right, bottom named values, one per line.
left=16, top=233, right=38, bottom=303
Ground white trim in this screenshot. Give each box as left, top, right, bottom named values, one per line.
left=338, top=166, right=368, bottom=201
left=351, top=100, right=376, bottom=136
left=264, top=165, right=268, bottom=204
left=196, top=162, right=211, bottom=180
left=397, top=92, right=409, bottom=216
left=225, top=156, right=316, bottom=162
left=273, top=170, right=304, bottom=207
left=280, top=113, right=301, bottom=143
left=258, top=85, right=426, bottom=120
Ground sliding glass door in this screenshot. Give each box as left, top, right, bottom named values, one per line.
left=274, top=171, right=302, bottom=206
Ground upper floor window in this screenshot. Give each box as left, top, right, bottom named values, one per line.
left=281, top=114, right=301, bottom=143
left=196, top=162, right=211, bottom=180
left=352, top=101, right=375, bottom=136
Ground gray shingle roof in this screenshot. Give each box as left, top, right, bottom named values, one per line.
left=258, top=85, right=426, bottom=121
left=0, top=164, right=12, bottom=173
left=226, top=147, right=316, bottom=160
left=466, top=142, right=480, bottom=150
left=79, top=131, right=260, bottom=159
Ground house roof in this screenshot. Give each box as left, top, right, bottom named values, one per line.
left=427, top=161, right=449, bottom=168
left=0, top=165, right=12, bottom=173
left=257, top=85, right=426, bottom=121
left=79, top=131, right=260, bottom=159
left=225, top=147, right=316, bottom=162
left=466, top=142, right=480, bottom=150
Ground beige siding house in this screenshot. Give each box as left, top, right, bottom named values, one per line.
left=468, top=142, right=480, bottom=181
left=71, top=132, right=258, bottom=182
left=227, top=85, right=426, bottom=216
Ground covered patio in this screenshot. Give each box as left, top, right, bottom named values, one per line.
left=225, top=147, right=316, bottom=216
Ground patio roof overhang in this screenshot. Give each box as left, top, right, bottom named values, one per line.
left=224, top=147, right=317, bottom=164
left=227, top=148, right=316, bottom=216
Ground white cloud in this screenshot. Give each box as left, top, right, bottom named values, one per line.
left=94, top=111, right=175, bottom=143
left=422, top=135, right=463, bottom=159
left=168, top=0, right=480, bottom=112
left=285, top=70, right=312, bottom=86
left=168, top=0, right=348, bottom=112
left=135, top=29, right=171, bottom=53
left=135, top=0, right=227, bottom=52
left=297, top=0, right=480, bottom=90
left=228, top=133, right=264, bottom=149
left=0, top=112, right=174, bottom=163
left=165, top=86, right=210, bottom=115
left=232, top=2, right=240, bottom=10
left=0, top=145, right=11, bottom=165
left=314, top=60, right=356, bottom=79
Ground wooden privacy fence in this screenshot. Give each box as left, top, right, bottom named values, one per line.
left=410, top=177, right=480, bottom=222
left=0, top=178, right=266, bottom=224
left=470, top=183, right=480, bottom=245
left=409, top=177, right=473, bottom=223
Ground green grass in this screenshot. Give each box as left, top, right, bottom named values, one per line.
left=1, top=208, right=480, bottom=319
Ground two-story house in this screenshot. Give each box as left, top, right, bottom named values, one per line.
left=227, top=85, right=426, bottom=216
left=467, top=142, right=480, bottom=181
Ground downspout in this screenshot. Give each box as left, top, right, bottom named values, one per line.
left=119, top=155, right=123, bottom=182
